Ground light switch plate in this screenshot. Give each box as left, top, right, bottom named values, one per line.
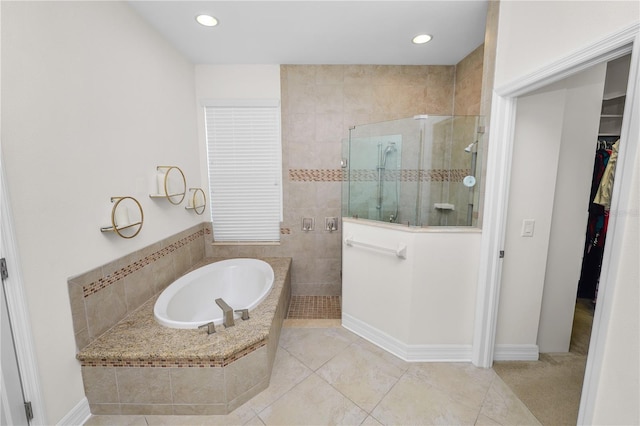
left=522, top=219, right=535, bottom=237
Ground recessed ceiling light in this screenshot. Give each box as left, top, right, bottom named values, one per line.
left=412, top=34, right=432, bottom=45
left=196, top=14, right=218, bottom=27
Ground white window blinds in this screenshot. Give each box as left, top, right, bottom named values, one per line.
left=204, top=100, right=282, bottom=242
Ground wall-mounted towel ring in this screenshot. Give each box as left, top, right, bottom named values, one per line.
left=100, top=196, right=144, bottom=239
left=150, top=166, right=186, bottom=205
left=185, top=188, right=206, bottom=215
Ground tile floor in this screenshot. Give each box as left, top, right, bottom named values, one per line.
left=85, top=322, right=541, bottom=426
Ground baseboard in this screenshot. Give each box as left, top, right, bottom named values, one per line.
left=56, top=397, right=91, bottom=426
left=493, top=344, right=539, bottom=361
left=342, top=313, right=472, bottom=362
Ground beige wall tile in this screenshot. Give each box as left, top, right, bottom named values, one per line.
left=315, top=65, right=344, bottom=85
left=170, top=367, right=225, bottom=404
left=82, top=367, right=119, bottom=404
left=120, top=404, right=173, bottom=415
left=123, top=265, right=155, bottom=314
left=85, top=280, right=127, bottom=339
left=88, top=404, right=122, bottom=415
left=171, top=404, right=228, bottom=415
left=151, top=253, right=176, bottom=295
left=68, top=281, right=88, bottom=339
left=116, top=368, right=172, bottom=404
left=224, top=345, right=269, bottom=402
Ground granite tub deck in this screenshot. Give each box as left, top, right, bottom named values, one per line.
left=77, top=257, right=292, bottom=415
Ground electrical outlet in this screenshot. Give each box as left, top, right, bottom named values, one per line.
left=325, top=217, right=338, bottom=232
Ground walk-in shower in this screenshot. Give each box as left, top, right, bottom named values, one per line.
left=342, top=115, right=483, bottom=227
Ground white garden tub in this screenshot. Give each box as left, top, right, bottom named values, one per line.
left=154, top=258, right=274, bottom=329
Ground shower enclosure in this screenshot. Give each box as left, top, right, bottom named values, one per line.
left=342, top=115, right=484, bottom=227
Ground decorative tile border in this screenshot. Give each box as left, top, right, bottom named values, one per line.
left=289, top=168, right=344, bottom=182
left=82, top=228, right=207, bottom=298
left=79, top=340, right=267, bottom=368
left=288, top=168, right=471, bottom=183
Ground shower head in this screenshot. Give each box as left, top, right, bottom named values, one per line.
left=464, top=141, right=478, bottom=153
left=381, top=143, right=396, bottom=167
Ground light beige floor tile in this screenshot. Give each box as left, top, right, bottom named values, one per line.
left=243, top=415, right=266, bottom=425
left=408, top=362, right=496, bottom=411
left=350, top=337, right=410, bottom=373
left=478, top=375, right=542, bottom=426
left=360, top=415, right=384, bottom=425
left=474, top=413, right=503, bottom=425
left=245, top=347, right=313, bottom=413
left=316, top=340, right=405, bottom=412
left=371, top=371, right=480, bottom=425
left=278, top=327, right=356, bottom=370
left=258, top=373, right=368, bottom=425
left=145, top=407, right=253, bottom=426
left=84, top=415, right=147, bottom=426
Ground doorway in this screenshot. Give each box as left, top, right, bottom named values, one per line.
left=471, top=23, right=639, bottom=425
left=0, top=163, right=43, bottom=425
left=1, top=269, right=30, bottom=425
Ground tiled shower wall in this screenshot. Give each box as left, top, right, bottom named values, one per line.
left=68, top=223, right=207, bottom=350
left=283, top=64, right=458, bottom=296
left=202, top=52, right=484, bottom=296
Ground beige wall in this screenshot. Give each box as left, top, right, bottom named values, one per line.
left=454, top=44, right=484, bottom=116
left=1, top=2, right=201, bottom=423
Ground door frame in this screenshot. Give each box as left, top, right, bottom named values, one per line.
left=471, top=22, right=640, bottom=424
left=1, top=160, right=46, bottom=425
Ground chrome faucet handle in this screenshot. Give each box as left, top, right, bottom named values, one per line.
left=198, top=322, right=216, bottom=334
left=234, top=309, right=250, bottom=320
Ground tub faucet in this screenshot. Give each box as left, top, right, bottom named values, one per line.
left=215, top=298, right=235, bottom=328
left=198, top=322, right=216, bottom=334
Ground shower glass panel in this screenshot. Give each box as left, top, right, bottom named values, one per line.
left=343, top=115, right=483, bottom=227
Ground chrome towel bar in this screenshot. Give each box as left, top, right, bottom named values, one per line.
left=344, top=235, right=407, bottom=259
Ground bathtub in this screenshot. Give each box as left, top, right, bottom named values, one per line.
left=154, top=258, right=275, bottom=329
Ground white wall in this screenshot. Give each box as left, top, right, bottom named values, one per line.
left=1, top=2, right=200, bottom=423
left=342, top=219, right=481, bottom=359
left=194, top=65, right=281, bottom=202
left=495, top=87, right=566, bottom=347
left=496, top=64, right=607, bottom=350
left=494, top=1, right=639, bottom=86
left=537, top=64, right=607, bottom=353
left=493, top=1, right=639, bottom=423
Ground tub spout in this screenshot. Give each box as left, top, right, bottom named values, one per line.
left=215, top=298, right=235, bottom=327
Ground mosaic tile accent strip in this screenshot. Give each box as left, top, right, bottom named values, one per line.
left=289, top=169, right=345, bottom=182
left=287, top=296, right=342, bottom=319
left=82, top=229, right=205, bottom=298
left=80, top=340, right=267, bottom=368
left=288, top=168, right=471, bottom=183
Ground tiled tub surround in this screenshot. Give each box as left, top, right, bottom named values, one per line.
left=76, top=257, right=292, bottom=415
left=68, top=223, right=208, bottom=351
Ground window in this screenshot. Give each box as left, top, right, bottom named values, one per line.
left=204, top=100, right=282, bottom=243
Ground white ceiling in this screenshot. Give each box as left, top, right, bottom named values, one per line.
left=128, top=1, right=488, bottom=65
